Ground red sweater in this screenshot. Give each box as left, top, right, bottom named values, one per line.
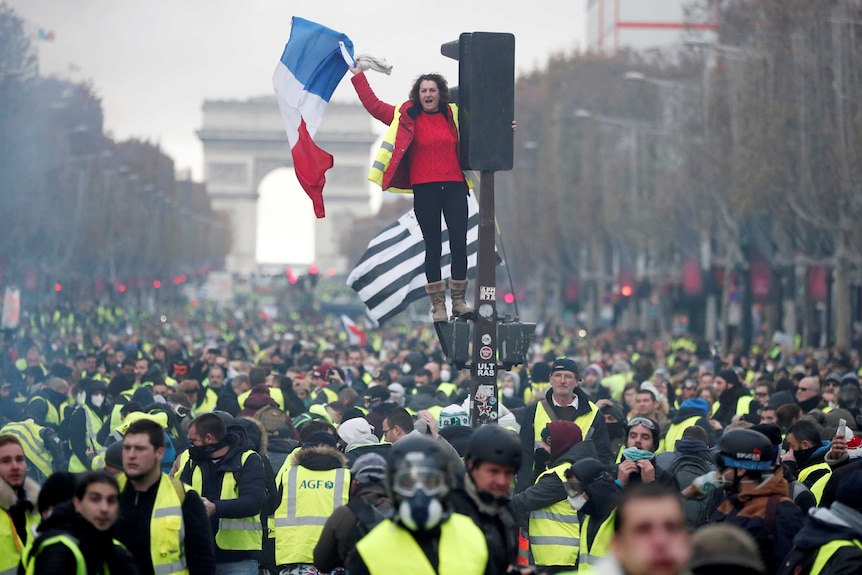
left=410, top=110, right=463, bottom=185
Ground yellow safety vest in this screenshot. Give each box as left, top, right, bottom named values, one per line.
left=523, top=382, right=551, bottom=405
left=529, top=462, right=580, bottom=567
left=357, top=515, right=487, bottom=575
left=185, top=451, right=263, bottom=551
left=193, top=387, right=219, bottom=416
left=0, top=421, right=53, bottom=479
left=657, top=415, right=701, bottom=454
left=533, top=399, right=599, bottom=448
left=437, top=382, right=457, bottom=398
left=237, top=387, right=286, bottom=412
left=28, top=396, right=64, bottom=429
left=0, top=497, right=40, bottom=575
left=68, top=404, right=104, bottom=472
left=711, top=395, right=753, bottom=417
left=121, top=473, right=189, bottom=575
left=25, top=533, right=126, bottom=575
left=576, top=510, right=616, bottom=573
left=810, top=539, right=862, bottom=575
left=798, top=462, right=832, bottom=505
left=272, top=463, right=349, bottom=565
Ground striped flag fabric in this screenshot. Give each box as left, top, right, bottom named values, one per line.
left=272, top=17, right=354, bottom=219
left=347, top=195, right=497, bottom=324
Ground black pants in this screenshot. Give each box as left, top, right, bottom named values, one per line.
left=413, top=181, right=468, bottom=283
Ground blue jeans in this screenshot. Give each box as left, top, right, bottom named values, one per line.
left=216, top=560, right=259, bottom=575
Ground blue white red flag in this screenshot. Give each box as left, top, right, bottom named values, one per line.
left=273, top=17, right=354, bottom=218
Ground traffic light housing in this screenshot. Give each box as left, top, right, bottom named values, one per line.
left=441, top=32, right=515, bottom=171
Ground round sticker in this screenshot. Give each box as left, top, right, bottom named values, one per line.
left=479, top=346, right=493, bottom=360
left=481, top=334, right=492, bottom=345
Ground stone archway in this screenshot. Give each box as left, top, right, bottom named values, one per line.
left=197, top=96, right=378, bottom=274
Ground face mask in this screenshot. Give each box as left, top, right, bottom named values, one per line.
left=502, top=387, right=515, bottom=399
left=440, top=369, right=451, bottom=382
left=397, top=489, right=445, bottom=531
left=567, top=493, right=587, bottom=510
left=90, top=394, right=105, bottom=408
left=402, top=364, right=411, bottom=374
left=794, top=445, right=818, bottom=467
left=76, top=392, right=86, bottom=405
left=622, top=447, right=655, bottom=462
left=188, top=438, right=229, bottom=461
left=839, top=388, right=860, bottom=407
left=765, top=364, right=774, bottom=373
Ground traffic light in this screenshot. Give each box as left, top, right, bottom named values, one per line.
left=308, top=264, right=319, bottom=288
left=441, top=32, right=515, bottom=171
left=620, top=284, right=633, bottom=298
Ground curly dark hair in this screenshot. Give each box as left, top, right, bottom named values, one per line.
left=408, top=74, right=449, bottom=109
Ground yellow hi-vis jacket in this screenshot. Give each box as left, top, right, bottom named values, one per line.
left=184, top=451, right=264, bottom=551
left=0, top=420, right=53, bottom=479
left=657, top=415, right=701, bottom=454
left=529, top=462, right=580, bottom=567
left=117, top=473, right=190, bottom=575
left=68, top=404, right=104, bottom=473
left=532, top=399, right=599, bottom=449
left=810, top=539, right=862, bottom=575
left=798, top=462, right=832, bottom=505
left=0, top=483, right=39, bottom=575
left=356, top=515, right=487, bottom=575
left=272, top=462, right=349, bottom=565
left=576, top=510, right=616, bottom=573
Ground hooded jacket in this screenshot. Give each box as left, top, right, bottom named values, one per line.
left=28, top=501, right=139, bottom=575
left=511, top=439, right=599, bottom=520
left=778, top=503, right=862, bottom=575
left=709, top=467, right=805, bottom=573
left=656, top=437, right=721, bottom=529
left=177, top=430, right=266, bottom=563
left=713, top=384, right=755, bottom=428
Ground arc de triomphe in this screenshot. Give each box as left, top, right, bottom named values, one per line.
left=198, top=96, right=378, bottom=274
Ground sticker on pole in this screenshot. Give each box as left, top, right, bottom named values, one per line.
left=480, top=286, right=496, bottom=301
left=477, top=363, right=496, bottom=377
left=474, top=384, right=498, bottom=419
left=479, top=346, right=493, bottom=360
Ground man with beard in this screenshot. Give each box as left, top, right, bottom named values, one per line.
left=114, top=418, right=215, bottom=575
left=784, top=420, right=832, bottom=504
left=26, top=471, right=139, bottom=574
left=709, top=369, right=755, bottom=431
left=449, top=424, right=521, bottom=574
left=177, top=413, right=266, bottom=574
left=0, top=435, right=40, bottom=575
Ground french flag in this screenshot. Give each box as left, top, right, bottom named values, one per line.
left=273, top=17, right=354, bottom=219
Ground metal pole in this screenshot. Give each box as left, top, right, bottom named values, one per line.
left=471, top=171, right=499, bottom=427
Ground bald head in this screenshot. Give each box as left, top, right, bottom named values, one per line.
left=796, top=376, right=821, bottom=404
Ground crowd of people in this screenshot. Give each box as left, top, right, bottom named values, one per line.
left=0, top=303, right=860, bottom=574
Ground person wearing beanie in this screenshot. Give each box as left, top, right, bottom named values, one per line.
left=778, top=469, right=862, bottom=575
left=710, top=369, right=756, bottom=430
left=600, top=400, right=627, bottom=458
left=512, top=421, right=597, bottom=572
left=565, top=457, right=621, bottom=571
left=690, top=524, right=765, bottom=575
left=313, top=453, right=392, bottom=573
left=581, top=363, right=611, bottom=402
left=273, top=420, right=350, bottom=571
left=513, top=357, right=613, bottom=495
left=836, top=373, right=862, bottom=427
left=36, top=471, right=78, bottom=519
left=499, top=371, right=525, bottom=409
left=437, top=405, right=472, bottom=457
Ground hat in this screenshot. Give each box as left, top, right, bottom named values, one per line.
left=717, top=369, right=740, bottom=388
left=839, top=426, right=862, bottom=459
left=689, top=524, right=765, bottom=574
left=439, top=404, right=469, bottom=428
left=567, top=457, right=606, bottom=488
left=351, top=453, right=387, bottom=485
left=791, top=365, right=808, bottom=376
left=825, top=372, right=844, bottom=385
left=312, top=363, right=336, bottom=379
left=103, top=440, right=124, bottom=470
left=338, top=417, right=374, bottom=445
left=840, top=372, right=861, bottom=389
left=750, top=423, right=783, bottom=465
left=37, top=471, right=77, bottom=514
left=388, top=382, right=405, bottom=400
left=364, top=385, right=390, bottom=403
left=599, top=401, right=626, bottom=424
left=531, top=362, right=552, bottom=382
left=551, top=358, right=580, bottom=376
left=683, top=378, right=699, bottom=389
left=836, top=469, right=862, bottom=511
left=639, top=381, right=661, bottom=402
left=543, top=420, right=583, bottom=461
left=585, top=363, right=604, bottom=379
left=303, top=431, right=339, bottom=449
left=680, top=398, right=709, bottom=417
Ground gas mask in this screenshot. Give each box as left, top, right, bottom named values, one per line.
left=392, top=459, right=449, bottom=532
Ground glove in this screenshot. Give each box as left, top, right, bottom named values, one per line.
left=692, top=471, right=724, bottom=493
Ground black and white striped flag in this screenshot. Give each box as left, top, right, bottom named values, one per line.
left=347, top=195, right=494, bottom=324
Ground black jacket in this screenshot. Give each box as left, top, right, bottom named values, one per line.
left=778, top=502, right=862, bottom=575
left=114, top=475, right=216, bottom=575
left=450, top=472, right=520, bottom=575
left=513, top=387, right=613, bottom=491
left=713, top=384, right=754, bottom=428
left=177, top=432, right=266, bottom=563
left=29, top=502, right=139, bottom=575
left=25, top=388, right=68, bottom=433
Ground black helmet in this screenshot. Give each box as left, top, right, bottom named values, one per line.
left=464, top=424, right=521, bottom=470
left=387, top=435, right=452, bottom=500
left=716, top=429, right=774, bottom=472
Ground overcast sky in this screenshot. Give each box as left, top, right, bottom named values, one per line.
left=9, top=1, right=586, bottom=264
